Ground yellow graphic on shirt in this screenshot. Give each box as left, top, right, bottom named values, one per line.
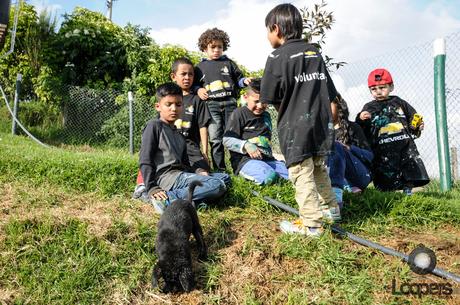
left=205, top=80, right=231, bottom=93
left=378, top=122, right=404, bottom=136
left=174, top=119, right=191, bottom=130
left=248, top=136, right=272, bottom=157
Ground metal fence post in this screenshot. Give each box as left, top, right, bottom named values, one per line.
left=433, top=38, right=452, bottom=191
left=128, top=91, right=134, bottom=155
left=11, top=73, right=22, bottom=135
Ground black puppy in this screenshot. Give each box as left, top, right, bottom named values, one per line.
left=152, top=180, right=207, bottom=293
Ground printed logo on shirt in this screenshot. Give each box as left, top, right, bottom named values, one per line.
left=378, top=122, right=404, bottom=137
left=304, top=51, right=318, bottom=58
left=294, top=72, right=326, bottom=83
left=220, top=65, right=230, bottom=76
left=174, top=119, right=192, bottom=131
left=185, top=105, right=194, bottom=115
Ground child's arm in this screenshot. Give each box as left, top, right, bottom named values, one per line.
left=193, top=66, right=208, bottom=100
left=139, top=121, right=161, bottom=195
left=199, top=127, right=209, bottom=164
left=230, top=59, right=250, bottom=88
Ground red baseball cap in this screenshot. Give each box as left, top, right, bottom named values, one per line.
left=368, top=68, right=393, bottom=87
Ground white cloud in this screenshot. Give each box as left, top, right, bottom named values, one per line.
left=29, top=0, right=62, bottom=15
left=150, top=0, right=460, bottom=71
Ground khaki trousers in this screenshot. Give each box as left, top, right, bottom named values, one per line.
left=288, top=156, right=338, bottom=227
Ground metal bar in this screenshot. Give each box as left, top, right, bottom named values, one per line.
left=252, top=190, right=460, bottom=283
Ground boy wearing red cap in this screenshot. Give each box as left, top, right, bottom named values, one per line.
left=356, top=68, right=430, bottom=194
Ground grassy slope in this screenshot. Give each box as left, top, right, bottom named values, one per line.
left=0, top=132, right=459, bottom=304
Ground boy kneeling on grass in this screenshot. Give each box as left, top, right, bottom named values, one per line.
left=139, top=82, right=230, bottom=214
left=223, top=79, right=288, bottom=185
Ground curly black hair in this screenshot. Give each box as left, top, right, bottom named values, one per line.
left=197, top=28, right=230, bottom=52
left=332, top=94, right=353, bottom=145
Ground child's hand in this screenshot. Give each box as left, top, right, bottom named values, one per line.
left=197, top=169, right=209, bottom=176
left=244, top=142, right=262, bottom=159
left=198, top=88, right=208, bottom=100
left=360, top=111, right=371, bottom=120
left=419, top=122, right=424, bottom=131
left=152, top=190, right=168, bottom=201
left=244, top=78, right=252, bottom=86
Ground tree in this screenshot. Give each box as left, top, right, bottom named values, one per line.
left=301, top=0, right=346, bottom=70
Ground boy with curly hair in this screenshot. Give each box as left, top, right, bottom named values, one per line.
left=195, top=27, right=251, bottom=171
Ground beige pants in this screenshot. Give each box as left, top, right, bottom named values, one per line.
left=288, top=156, right=338, bottom=227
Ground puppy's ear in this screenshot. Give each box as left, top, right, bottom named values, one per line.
left=151, top=264, right=161, bottom=289
left=179, top=266, right=195, bottom=292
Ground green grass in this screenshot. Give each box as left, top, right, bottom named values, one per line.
left=0, top=132, right=459, bottom=304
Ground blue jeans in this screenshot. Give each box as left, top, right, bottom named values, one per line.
left=167, top=172, right=231, bottom=203
left=207, top=99, right=237, bottom=170
left=328, top=142, right=372, bottom=190
left=239, top=159, right=289, bottom=185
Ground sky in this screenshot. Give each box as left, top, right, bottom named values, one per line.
left=29, top=0, right=460, bottom=71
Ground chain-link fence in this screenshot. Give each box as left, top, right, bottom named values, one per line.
left=332, top=31, right=460, bottom=179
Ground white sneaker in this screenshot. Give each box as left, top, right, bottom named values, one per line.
left=322, top=206, right=342, bottom=223
left=279, top=219, right=323, bottom=238
left=132, top=183, right=146, bottom=199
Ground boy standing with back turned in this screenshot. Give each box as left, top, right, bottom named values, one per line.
left=260, top=3, right=340, bottom=237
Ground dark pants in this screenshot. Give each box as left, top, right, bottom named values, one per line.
left=328, top=142, right=372, bottom=190
left=207, top=98, right=237, bottom=171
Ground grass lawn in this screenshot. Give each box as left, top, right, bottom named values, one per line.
left=0, top=133, right=459, bottom=304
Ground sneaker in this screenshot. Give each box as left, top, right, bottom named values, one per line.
left=132, top=183, right=146, bottom=199
left=279, top=219, right=323, bottom=237
left=343, top=184, right=353, bottom=192
left=351, top=186, right=362, bottom=194
left=151, top=198, right=168, bottom=215
left=322, top=206, right=342, bottom=223
left=403, top=187, right=413, bottom=196
left=138, top=191, right=150, bottom=203
left=332, top=187, right=343, bottom=207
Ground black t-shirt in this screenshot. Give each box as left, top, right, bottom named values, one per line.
left=260, top=39, right=338, bottom=167
left=175, top=94, right=211, bottom=170
left=195, top=55, right=245, bottom=99
left=224, top=107, right=275, bottom=174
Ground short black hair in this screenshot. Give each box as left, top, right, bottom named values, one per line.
left=155, top=82, right=183, bottom=102
left=171, top=57, right=194, bottom=74
left=246, top=78, right=261, bottom=95
left=198, top=28, right=230, bottom=52
left=265, top=3, right=303, bottom=40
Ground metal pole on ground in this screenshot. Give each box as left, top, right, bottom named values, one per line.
left=11, top=73, right=21, bottom=135
left=128, top=91, right=134, bottom=155
left=433, top=38, right=452, bottom=191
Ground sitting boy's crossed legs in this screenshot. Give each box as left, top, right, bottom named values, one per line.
left=239, top=159, right=288, bottom=185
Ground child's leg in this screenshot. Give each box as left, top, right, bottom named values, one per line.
left=222, top=98, right=237, bottom=128
left=239, top=160, right=279, bottom=185
left=313, top=156, right=340, bottom=210
left=288, top=158, right=323, bottom=228
left=343, top=152, right=372, bottom=190
left=207, top=100, right=226, bottom=171
left=266, top=160, right=289, bottom=180
left=209, top=172, right=232, bottom=187
left=167, top=172, right=227, bottom=203
left=327, top=142, right=346, bottom=189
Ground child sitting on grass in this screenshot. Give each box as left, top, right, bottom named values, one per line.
left=133, top=57, right=213, bottom=201
left=139, top=82, right=230, bottom=214
left=355, top=68, right=429, bottom=194
left=328, top=94, right=374, bottom=208
left=223, top=79, right=288, bottom=185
